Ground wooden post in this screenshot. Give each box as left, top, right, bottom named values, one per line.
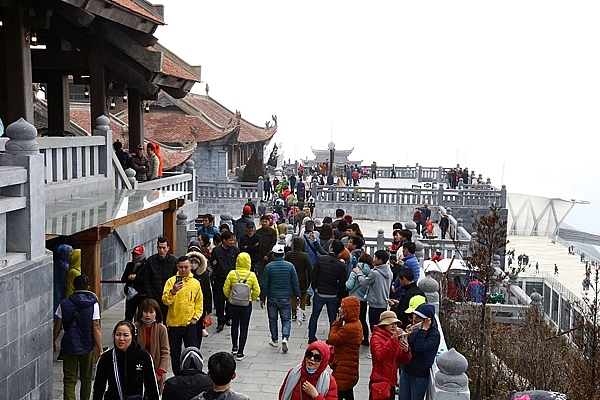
left=163, top=199, right=184, bottom=255
left=46, top=35, right=70, bottom=132
left=88, top=25, right=107, bottom=129
left=74, top=226, right=113, bottom=309
left=127, top=88, right=143, bottom=152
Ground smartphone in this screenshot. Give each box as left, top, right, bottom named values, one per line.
left=175, top=276, right=183, bottom=284
left=399, top=332, right=409, bottom=342
left=411, top=321, right=423, bottom=331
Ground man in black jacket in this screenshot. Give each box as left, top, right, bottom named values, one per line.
left=144, top=236, right=178, bottom=320
left=307, top=239, right=347, bottom=343
left=238, top=222, right=261, bottom=273
left=233, top=206, right=254, bottom=241
left=256, top=215, right=277, bottom=282
left=162, top=347, right=212, bottom=400
left=210, top=231, right=240, bottom=331
left=392, top=268, right=425, bottom=329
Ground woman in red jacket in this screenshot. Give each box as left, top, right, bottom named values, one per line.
left=328, top=296, right=362, bottom=399
left=279, top=340, right=338, bottom=400
left=369, top=311, right=412, bottom=400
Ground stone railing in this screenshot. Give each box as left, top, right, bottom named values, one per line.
left=136, top=161, right=196, bottom=201
left=0, top=118, right=46, bottom=265
left=198, top=180, right=259, bottom=198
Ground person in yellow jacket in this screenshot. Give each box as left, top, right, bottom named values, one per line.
left=223, top=252, right=260, bottom=361
left=66, top=249, right=81, bottom=298
left=162, top=255, right=203, bottom=374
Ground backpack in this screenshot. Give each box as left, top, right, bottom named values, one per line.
left=229, top=270, right=252, bottom=306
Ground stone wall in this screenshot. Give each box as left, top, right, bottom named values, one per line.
left=192, top=145, right=228, bottom=181
left=0, top=252, right=54, bottom=399
left=99, top=200, right=198, bottom=310
left=197, top=197, right=250, bottom=220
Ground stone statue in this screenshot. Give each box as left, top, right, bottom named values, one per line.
left=272, top=114, right=278, bottom=126
left=265, top=121, right=271, bottom=129
left=235, top=110, right=241, bottom=126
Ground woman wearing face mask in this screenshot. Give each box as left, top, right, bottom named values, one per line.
left=187, top=243, right=213, bottom=348
left=93, top=320, right=159, bottom=400
left=134, top=299, right=169, bottom=393
left=279, top=341, right=338, bottom=400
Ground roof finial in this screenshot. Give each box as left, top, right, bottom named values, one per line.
left=205, top=83, right=209, bottom=96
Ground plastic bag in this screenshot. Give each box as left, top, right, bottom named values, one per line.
left=125, top=286, right=138, bottom=301
left=297, top=306, right=304, bottom=326
left=203, top=314, right=213, bottom=327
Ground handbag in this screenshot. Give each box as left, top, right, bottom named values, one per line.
left=370, top=381, right=391, bottom=400
left=203, top=313, right=213, bottom=327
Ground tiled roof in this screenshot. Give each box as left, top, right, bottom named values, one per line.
left=69, top=109, right=123, bottom=140
left=161, top=150, right=194, bottom=171
left=143, top=110, right=198, bottom=146
left=184, top=94, right=277, bottom=143
left=111, top=0, right=164, bottom=24
left=152, top=48, right=201, bottom=82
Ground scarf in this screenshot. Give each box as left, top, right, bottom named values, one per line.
left=280, top=364, right=330, bottom=400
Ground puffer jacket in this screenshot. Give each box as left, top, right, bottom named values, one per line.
left=327, top=296, right=363, bottom=391
left=188, top=251, right=213, bottom=318
left=284, top=237, right=312, bottom=291
left=369, top=325, right=412, bottom=386
left=346, top=261, right=371, bottom=302
left=223, top=252, right=261, bottom=302
left=162, top=272, right=203, bottom=327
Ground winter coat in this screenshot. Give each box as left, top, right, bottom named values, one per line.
left=144, top=253, right=178, bottom=301
left=346, top=262, right=371, bottom=302
left=284, top=237, right=313, bottom=291
left=93, top=341, right=159, bottom=400
left=279, top=341, right=338, bottom=400
left=312, top=253, right=347, bottom=299
left=162, top=272, right=203, bottom=327
left=193, top=388, right=249, bottom=400
left=59, top=290, right=98, bottom=355
left=260, top=257, right=301, bottom=300
left=370, top=325, right=412, bottom=386
left=162, top=370, right=212, bottom=400
left=210, top=244, right=241, bottom=281
left=257, top=227, right=278, bottom=261
left=121, top=252, right=148, bottom=298
left=357, top=264, right=393, bottom=309
left=327, top=297, right=362, bottom=391
left=66, top=249, right=82, bottom=298
left=403, top=304, right=440, bottom=378
left=188, top=251, right=213, bottom=318
left=134, top=321, right=170, bottom=390
left=223, top=252, right=261, bottom=302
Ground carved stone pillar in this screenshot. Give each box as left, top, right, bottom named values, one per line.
left=434, top=348, right=470, bottom=399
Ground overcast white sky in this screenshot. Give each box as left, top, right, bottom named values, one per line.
left=153, top=1, right=600, bottom=233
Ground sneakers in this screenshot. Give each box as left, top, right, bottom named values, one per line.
left=366, top=352, right=372, bottom=359
left=361, top=340, right=370, bottom=347
left=292, top=316, right=297, bottom=322
left=202, top=329, right=209, bottom=337
left=225, top=319, right=232, bottom=326
left=236, top=352, right=245, bottom=361
left=216, top=324, right=224, bottom=332
left=281, top=338, right=288, bottom=353
left=232, top=347, right=238, bottom=354
left=269, top=338, right=278, bottom=347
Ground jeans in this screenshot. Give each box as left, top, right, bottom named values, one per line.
left=308, top=293, right=338, bottom=340
left=168, top=325, right=198, bottom=375
left=63, top=350, right=94, bottom=400
left=359, top=300, right=370, bottom=343
left=229, top=303, right=253, bottom=353
left=267, top=297, right=292, bottom=341
left=399, top=370, right=430, bottom=400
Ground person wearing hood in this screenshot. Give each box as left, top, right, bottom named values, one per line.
left=369, top=311, right=412, bottom=400
left=134, top=298, right=170, bottom=393
left=188, top=243, right=213, bottom=348
left=162, top=347, right=212, bottom=400
left=328, top=296, right=363, bottom=399
left=121, top=245, right=149, bottom=322
left=223, top=252, right=261, bottom=360
left=66, top=248, right=81, bottom=298
left=279, top=340, right=338, bottom=400
left=163, top=256, right=204, bottom=375
left=54, top=275, right=103, bottom=400
left=93, top=320, right=160, bottom=400
left=346, top=252, right=373, bottom=346
left=400, top=303, right=440, bottom=400
left=285, top=237, right=312, bottom=322
left=54, top=243, right=72, bottom=318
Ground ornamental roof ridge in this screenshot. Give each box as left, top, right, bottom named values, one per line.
left=110, top=0, right=165, bottom=24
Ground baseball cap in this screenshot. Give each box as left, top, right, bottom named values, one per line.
left=137, top=144, right=144, bottom=149
left=405, top=295, right=427, bottom=314
left=243, top=205, right=252, bottom=214
left=132, top=245, right=144, bottom=255
left=272, top=244, right=285, bottom=254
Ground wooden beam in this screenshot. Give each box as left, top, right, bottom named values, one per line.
left=105, top=51, right=159, bottom=95
left=88, top=24, right=107, bottom=129
left=3, top=4, right=34, bottom=124
left=31, top=49, right=88, bottom=70
left=51, top=1, right=95, bottom=28
left=73, top=226, right=113, bottom=308
left=103, top=26, right=162, bottom=72
left=46, top=35, right=70, bottom=132
left=127, top=88, right=143, bottom=153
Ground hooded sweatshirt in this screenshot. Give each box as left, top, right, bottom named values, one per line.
left=223, top=252, right=261, bottom=302
left=403, top=303, right=440, bottom=378
left=284, top=237, right=312, bottom=291
left=279, top=341, right=338, bottom=400
left=327, top=296, right=362, bottom=391
left=356, top=263, right=393, bottom=309
left=66, top=249, right=82, bottom=298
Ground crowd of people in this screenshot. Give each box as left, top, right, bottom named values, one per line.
left=52, top=193, right=454, bottom=399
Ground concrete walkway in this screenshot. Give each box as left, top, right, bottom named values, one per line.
left=52, top=214, right=589, bottom=399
